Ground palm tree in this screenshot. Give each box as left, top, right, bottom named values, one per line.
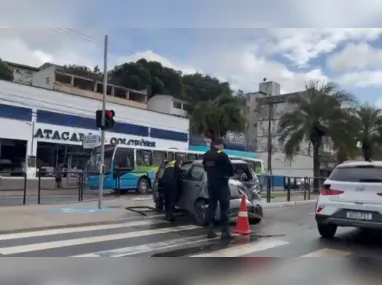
left=278, top=81, right=356, bottom=189
left=350, top=105, right=382, bottom=161
left=190, top=95, right=248, bottom=143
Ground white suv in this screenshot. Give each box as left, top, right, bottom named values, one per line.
left=315, top=161, right=382, bottom=239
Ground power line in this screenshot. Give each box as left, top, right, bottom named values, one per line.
left=48, top=28, right=135, bottom=57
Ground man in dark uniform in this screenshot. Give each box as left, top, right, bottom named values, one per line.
left=202, top=138, right=234, bottom=239
left=161, top=156, right=183, bottom=222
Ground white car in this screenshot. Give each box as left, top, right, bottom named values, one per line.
left=315, top=160, right=382, bottom=239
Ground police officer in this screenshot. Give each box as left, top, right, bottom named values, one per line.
left=202, top=138, right=234, bottom=239
left=161, top=156, right=183, bottom=222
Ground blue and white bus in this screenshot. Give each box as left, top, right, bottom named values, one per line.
left=86, top=144, right=264, bottom=194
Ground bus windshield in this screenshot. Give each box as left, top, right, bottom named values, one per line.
left=87, top=145, right=115, bottom=173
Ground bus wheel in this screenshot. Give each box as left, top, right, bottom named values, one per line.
left=137, top=178, right=150, bottom=194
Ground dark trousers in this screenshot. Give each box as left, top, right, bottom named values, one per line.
left=206, top=184, right=230, bottom=230
left=163, top=184, right=177, bottom=218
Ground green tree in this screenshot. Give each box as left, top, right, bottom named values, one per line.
left=277, top=81, right=356, bottom=187
left=350, top=105, right=382, bottom=161
left=110, top=59, right=183, bottom=98
left=182, top=73, right=232, bottom=105
left=0, top=58, right=14, bottom=81
left=190, top=95, right=248, bottom=141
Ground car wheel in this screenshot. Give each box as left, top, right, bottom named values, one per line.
left=317, top=223, right=337, bottom=239
left=194, top=199, right=207, bottom=226
left=137, top=177, right=150, bottom=194
left=250, top=204, right=263, bottom=224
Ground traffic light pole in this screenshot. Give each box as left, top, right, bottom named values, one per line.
left=98, top=35, right=108, bottom=209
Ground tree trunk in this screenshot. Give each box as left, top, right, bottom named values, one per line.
left=312, top=140, right=321, bottom=193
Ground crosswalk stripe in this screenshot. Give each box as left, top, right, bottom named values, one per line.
left=73, top=235, right=212, bottom=257
left=301, top=248, right=351, bottom=257
left=0, top=225, right=199, bottom=255
left=0, top=220, right=165, bottom=241
left=190, top=239, right=290, bottom=257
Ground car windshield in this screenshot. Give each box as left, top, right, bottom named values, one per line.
left=329, top=165, right=382, bottom=182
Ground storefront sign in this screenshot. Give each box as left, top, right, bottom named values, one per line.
left=34, top=128, right=87, bottom=142
left=34, top=128, right=156, bottom=147
left=109, top=137, right=156, bottom=147
left=83, top=134, right=101, bottom=149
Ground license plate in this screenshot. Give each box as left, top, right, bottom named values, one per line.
left=346, top=211, right=372, bottom=220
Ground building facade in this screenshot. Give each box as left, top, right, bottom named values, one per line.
left=147, top=95, right=191, bottom=118
left=254, top=86, right=335, bottom=177
left=0, top=80, right=189, bottom=178
left=5, top=61, right=39, bottom=85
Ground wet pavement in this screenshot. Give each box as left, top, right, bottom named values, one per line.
left=2, top=203, right=382, bottom=260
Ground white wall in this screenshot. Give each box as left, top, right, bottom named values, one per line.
left=148, top=95, right=190, bottom=117
left=147, top=95, right=172, bottom=114
left=32, top=66, right=55, bottom=89
left=0, top=80, right=189, bottom=134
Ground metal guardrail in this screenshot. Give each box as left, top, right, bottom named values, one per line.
left=0, top=170, right=151, bottom=206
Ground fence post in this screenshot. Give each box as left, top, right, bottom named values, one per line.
left=287, top=176, right=291, bottom=202
left=37, top=168, right=41, bottom=204
left=308, top=177, right=312, bottom=200
left=266, top=175, right=271, bottom=203
left=23, top=172, right=27, bottom=205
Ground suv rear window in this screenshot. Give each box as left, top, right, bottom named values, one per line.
left=329, top=166, right=382, bottom=182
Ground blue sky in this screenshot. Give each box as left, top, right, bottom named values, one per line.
left=2, top=0, right=382, bottom=106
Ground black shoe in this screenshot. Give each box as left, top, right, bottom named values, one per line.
left=207, top=224, right=217, bottom=238
left=221, top=230, right=233, bottom=240
left=207, top=230, right=218, bottom=239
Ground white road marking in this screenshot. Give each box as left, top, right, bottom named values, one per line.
left=190, top=239, right=290, bottom=257
left=73, top=235, right=211, bottom=257
left=0, top=225, right=199, bottom=255
left=0, top=219, right=167, bottom=241
left=301, top=248, right=351, bottom=257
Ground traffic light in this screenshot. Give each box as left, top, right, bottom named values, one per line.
left=96, top=110, right=102, bottom=128
left=95, top=109, right=115, bottom=130
left=104, top=110, right=115, bottom=129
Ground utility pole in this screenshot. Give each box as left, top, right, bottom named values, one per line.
left=98, top=35, right=108, bottom=209
left=264, top=79, right=273, bottom=203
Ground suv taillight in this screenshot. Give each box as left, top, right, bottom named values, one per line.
left=321, top=189, right=344, bottom=196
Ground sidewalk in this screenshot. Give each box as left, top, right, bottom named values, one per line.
left=0, top=198, right=156, bottom=233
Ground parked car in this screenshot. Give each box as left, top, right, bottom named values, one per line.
left=315, top=160, right=382, bottom=239
left=152, top=159, right=263, bottom=226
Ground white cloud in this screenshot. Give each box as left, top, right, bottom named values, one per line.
left=267, top=28, right=382, bottom=67
left=338, top=71, right=382, bottom=87
left=327, top=43, right=382, bottom=71
left=0, top=29, right=102, bottom=68
left=0, top=29, right=328, bottom=95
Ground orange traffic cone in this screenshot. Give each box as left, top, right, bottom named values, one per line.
left=232, top=195, right=251, bottom=235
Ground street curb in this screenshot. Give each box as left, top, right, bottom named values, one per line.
left=263, top=200, right=316, bottom=209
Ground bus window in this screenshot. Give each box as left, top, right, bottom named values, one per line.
left=197, top=154, right=203, bottom=159
left=136, top=149, right=152, bottom=166
left=167, top=152, right=175, bottom=161
left=153, top=150, right=166, bottom=165
left=244, top=160, right=256, bottom=172
left=187, top=153, right=198, bottom=161
left=114, top=147, right=135, bottom=170
left=255, top=161, right=262, bottom=172
left=175, top=152, right=187, bottom=161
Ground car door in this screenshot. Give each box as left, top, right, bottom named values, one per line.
left=177, top=165, right=205, bottom=211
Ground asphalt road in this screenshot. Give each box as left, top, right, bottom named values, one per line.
left=2, top=203, right=382, bottom=261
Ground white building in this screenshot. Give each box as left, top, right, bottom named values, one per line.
left=4, top=61, right=39, bottom=85
left=254, top=83, right=334, bottom=177
left=0, top=80, right=189, bottom=178
left=148, top=94, right=191, bottom=118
